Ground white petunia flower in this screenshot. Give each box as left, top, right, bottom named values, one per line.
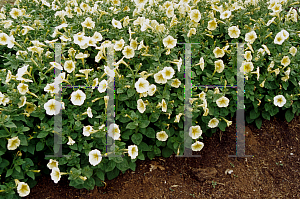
left=44, top=99, right=62, bottom=115
left=18, top=96, right=27, bottom=108
left=92, top=31, right=103, bottom=42
left=7, top=136, right=21, bottom=150
left=161, top=67, right=175, bottom=80
left=208, top=118, right=219, bottom=128
left=147, top=84, right=157, bottom=96
left=89, top=149, right=102, bottom=166
left=191, top=141, right=204, bottom=151
left=64, top=60, right=76, bottom=73
left=98, top=79, right=108, bottom=93
left=17, top=83, right=29, bottom=95
left=47, top=159, right=59, bottom=170
left=245, top=31, right=257, bottom=44
left=81, top=17, right=95, bottom=29
left=17, top=182, right=30, bottom=197
left=189, top=9, right=201, bottom=22
left=207, top=18, right=218, bottom=31
left=154, top=71, right=167, bottom=84
left=228, top=26, right=240, bottom=38
left=114, top=39, right=125, bottom=51
left=122, top=45, right=135, bottom=59
left=163, top=35, right=177, bottom=49
left=274, top=95, right=286, bottom=107
left=128, top=145, right=138, bottom=159
left=289, top=46, right=297, bottom=56
left=108, top=123, right=121, bottom=140
left=213, top=47, right=225, bottom=58
left=274, top=32, right=285, bottom=45
left=171, top=78, right=181, bottom=88
left=189, top=125, right=202, bottom=139
left=216, top=96, right=230, bottom=108
left=135, top=78, right=149, bottom=93
left=70, top=90, right=86, bottom=106
left=112, top=18, right=122, bottom=29
left=137, top=99, right=146, bottom=113
left=44, top=83, right=59, bottom=94
left=215, top=60, right=225, bottom=73
left=10, top=8, right=22, bottom=19
left=67, top=136, right=75, bottom=145
left=83, top=125, right=94, bottom=137
left=281, top=56, right=290, bottom=67
left=162, top=99, right=167, bottom=112
left=50, top=167, right=61, bottom=183
left=220, top=10, right=231, bottom=19
left=156, top=131, right=168, bottom=141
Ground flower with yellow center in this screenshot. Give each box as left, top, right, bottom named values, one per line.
left=10, top=8, right=22, bottom=19
left=81, top=17, right=95, bottom=29
left=251, top=67, right=260, bottom=81
left=47, top=159, right=59, bottom=170
left=67, top=136, right=75, bottom=145
left=189, top=125, right=202, bottom=139
left=18, top=96, right=27, bottom=108
left=262, top=44, right=270, bottom=55
left=128, top=145, right=138, bottom=159
left=281, top=55, right=290, bottom=67
left=162, top=67, right=175, bottom=80
left=122, top=46, right=135, bottom=59
left=215, top=60, right=225, bottom=73
left=83, top=125, right=94, bottom=137
left=137, top=99, right=146, bottom=113
left=216, top=96, right=230, bottom=108
left=135, top=78, right=149, bottom=93
left=259, top=79, right=266, bottom=88
left=7, top=136, right=21, bottom=150
left=163, top=35, right=177, bottom=49
left=146, top=84, right=156, bottom=96
left=88, top=149, right=102, bottom=167
left=166, top=6, right=175, bottom=18
left=156, top=131, right=168, bottom=141
left=0, top=33, right=9, bottom=45
left=187, top=28, right=196, bottom=37
left=274, top=95, right=286, bottom=107
left=17, top=83, right=29, bottom=95
left=221, top=117, right=232, bottom=127
left=50, top=62, right=63, bottom=70
left=289, top=46, right=297, bottom=56
left=228, top=26, right=240, bottom=38
left=207, top=18, right=218, bottom=31
left=112, top=18, right=122, bottom=29
left=79, top=69, right=93, bottom=80
left=191, top=141, right=204, bottom=151
left=44, top=83, right=59, bottom=94
left=44, top=99, right=62, bottom=115
left=130, top=38, right=138, bottom=50
left=17, top=182, right=30, bottom=197
left=189, top=9, right=201, bottom=23
left=98, top=79, right=107, bottom=93
left=220, top=10, right=231, bottom=19
left=25, top=102, right=36, bottom=114
left=244, top=51, right=252, bottom=61
left=171, top=78, right=181, bottom=88
left=240, top=61, right=254, bottom=74
left=154, top=71, right=167, bottom=84
left=63, top=60, right=76, bottom=73
left=245, top=31, right=257, bottom=44
left=114, top=39, right=125, bottom=51
left=156, top=24, right=165, bottom=32
left=162, top=99, right=167, bottom=112
left=274, top=32, right=285, bottom=45
left=108, top=123, right=121, bottom=140
left=174, top=113, right=183, bottom=123
left=70, top=89, right=86, bottom=106
left=92, top=31, right=103, bottom=42
left=213, top=47, right=225, bottom=58
left=208, top=118, right=219, bottom=128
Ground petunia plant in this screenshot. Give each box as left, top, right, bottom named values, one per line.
left=0, top=0, right=300, bottom=198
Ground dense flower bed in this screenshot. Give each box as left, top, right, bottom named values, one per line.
left=0, top=0, right=300, bottom=198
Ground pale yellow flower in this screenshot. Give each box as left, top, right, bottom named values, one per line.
left=156, top=131, right=168, bottom=141
left=220, top=10, right=231, bottom=19
left=135, top=78, right=149, bottom=93
left=137, top=99, right=146, bottom=113
left=207, top=18, right=218, bottom=31
left=154, top=71, right=167, bottom=84
left=108, top=123, right=121, bottom=140
left=213, top=47, right=225, bottom=58
left=98, top=79, right=107, bottom=93
left=92, top=31, right=103, bottom=42
left=44, top=99, right=62, bottom=115
left=89, top=149, right=102, bottom=166
left=171, top=79, right=181, bottom=88
left=147, top=84, right=157, bottom=96
left=7, top=136, right=20, bottom=150
left=189, top=9, right=201, bottom=23
left=162, top=67, right=175, bottom=80
left=244, top=51, right=252, bottom=61
left=274, top=32, right=285, bottom=45
left=189, top=125, right=202, bottom=139
left=245, top=31, right=257, bottom=44
left=17, top=83, right=29, bottom=95
left=64, top=60, right=76, bottom=73
left=215, top=60, right=225, bottom=73
left=122, top=46, right=135, bottom=59
left=228, top=26, right=240, bottom=38
left=112, top=18, right=122, bottom=29
left=208, top=118, right=219, bottom=128
left=281, top=56, right=290, bottom=67
left=289, top=46, right=297, bottom=56
left=162, top=99, right=167, bottom=112
left=0, top=33, right=9, bottom=45
left=163, top=35, right=177, bottom=49
left=10, top=8, right=22, bottom=19
left=191, top=141, right=204, bottom=151
left=216, top=96, right=230, bottom=108
left=17, top=182, right=30, bottom=197
left=128, top=145, right=138, bottom=159
left=70, top=89, right=86, bottom=106
left=240, top=61, right=254, bottom=74
left=114, top=39, right=125, bottom=51
left=174, top=113, right=183, bottom=123
left=67, top=136, right=75, bottom=145
left=187, top=28, right=196, bottom=37
left=18, top=96, right=27, bottom=108
left=274, top=95, right=286, bottom=107
left=166, top=6, right=175, bottom=18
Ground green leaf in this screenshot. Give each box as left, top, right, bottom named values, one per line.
left=128, top=160, right=136, bottom=171
left=139, top=142, right=150, bottom=151
left=83, top=177, right=95, bottom=190
left=139, top=120, right=150, bottom=128
left=150, top=112, right=160, bottom=122
left=218, top=120, right=227, bottom=132
left=127, top=88, right=135, bottom=98
left=106, top=167, right=119, bottom=180
left=28, top=144, right=35, bottom=155
left=147, top=151, right=156, bottom=160
left=82, top=166, right=93, bottom=178
left=116, top=159, right=129, bottom=171
left=262, top=111, right=270, bottom=120
left=255, top=117, right=262, bottom=129
left=6, top=169, right=13, bottom=178
left=36, top=141, right=44, bottom=151
left=15, top=165, right=21, bottom=173
left=131, top=133, right=143, bottom=145
left=37, top=131, right=48, bottom=138
left=126, top=122, right=138, bottom=130
left=269, top=106, right=279, bottom=116
left=145, top=127, right=156, bottom=138
left=4, top=121, right=17, bottom=128
left=162, top=147, right=173, bottom=158
left=264, top=103, right=272, bottom=112
left=285, top=109, right=294, bottom=122
left=250, top=109, right=260, bottom=119
left=96, top=169, right=105, bottom=181
left=154, top=145, right=161, bottom=155
left=104, top=161, right=116, bottom=172
left=0, top=130, right=10, bottom=138
left=26, top=171, right=35, bottom=180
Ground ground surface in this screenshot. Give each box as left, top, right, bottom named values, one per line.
left=24, top=112, right=300, bottom=199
